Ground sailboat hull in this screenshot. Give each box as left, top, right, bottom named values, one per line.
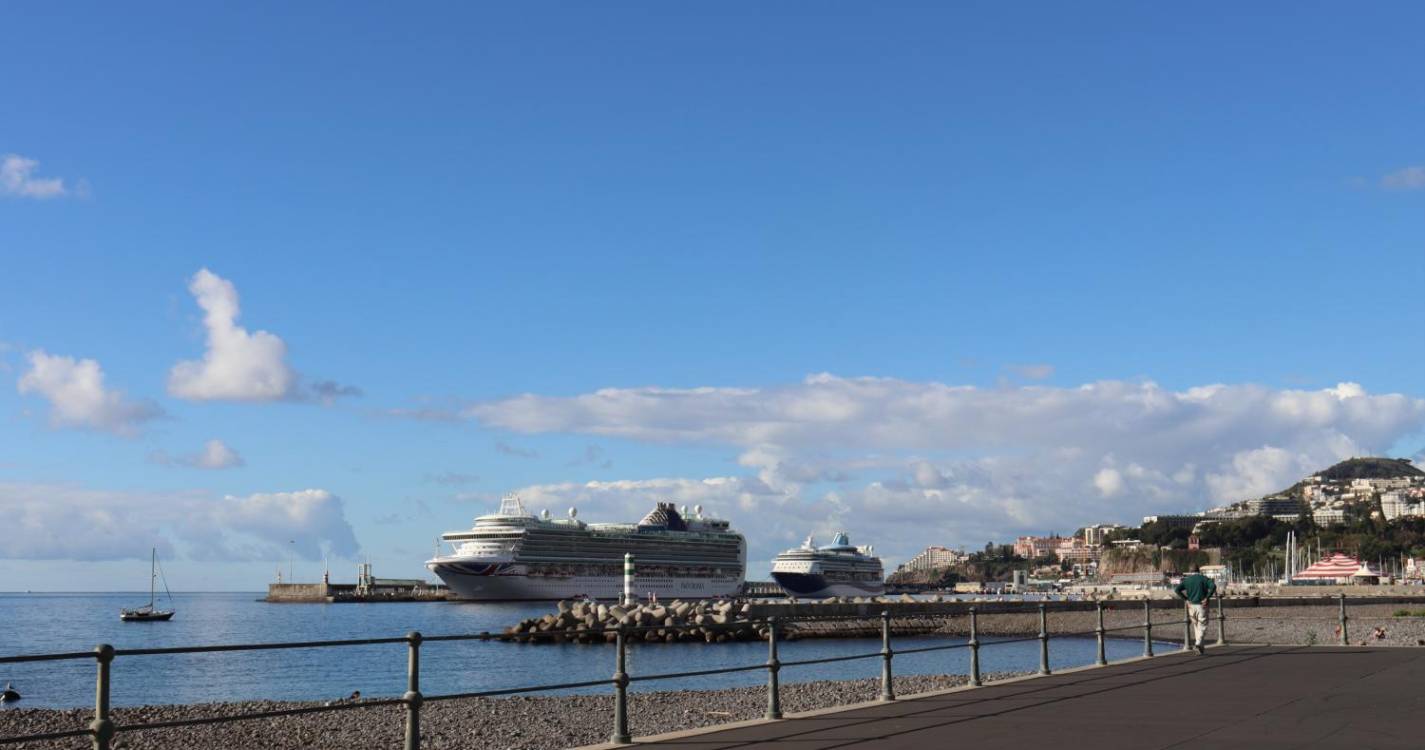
left=120, top=610, right=174, bottom=622
left=122, top=547, right=176, bottom=621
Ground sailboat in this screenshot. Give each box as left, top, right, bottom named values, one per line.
left=120, top=548, right=175, bottom=622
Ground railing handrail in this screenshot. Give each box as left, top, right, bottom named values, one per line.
left=0, top=600, right=1207, bottom=661
left=0, top=596, right=1261, bottom=749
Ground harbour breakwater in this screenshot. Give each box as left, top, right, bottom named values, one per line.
left=504, top=598, right=810, bottom=643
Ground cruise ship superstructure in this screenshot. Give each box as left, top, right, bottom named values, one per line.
left=427, top=496, right=746, bottom=601
left=771, top=532, right=885, bottom=598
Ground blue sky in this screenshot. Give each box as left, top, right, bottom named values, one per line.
left=2, top=2, right=1422, bottom=591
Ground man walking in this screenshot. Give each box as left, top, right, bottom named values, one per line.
left=1174, top=565, right=1217, bottom=655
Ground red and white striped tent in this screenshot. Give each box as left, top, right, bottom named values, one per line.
left=1292, top=553, right=1382, bottom=582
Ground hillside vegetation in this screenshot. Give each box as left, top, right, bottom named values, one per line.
left=1313, top=457, right=1424, bottom=481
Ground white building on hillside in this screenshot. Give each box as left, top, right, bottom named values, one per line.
left=903, top=545, right=966, bottom=572
left=1382, top=490, right=1425, bottom=521
left=1312, top=508, right=1347, bottom=525
left=1081, top=523, right=1124, bottom=545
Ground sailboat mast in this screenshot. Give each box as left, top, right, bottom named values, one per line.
left=150, top=548, right=156, bottom=608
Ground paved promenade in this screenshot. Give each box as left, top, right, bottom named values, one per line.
left=631, top=646, right=1424, bottom=749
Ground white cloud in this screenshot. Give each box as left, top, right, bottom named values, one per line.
left=445, top=375, right=1425, bottom=570
left=1093, top=468, right=1124, bottom=497
left=1381, top=165, right=1425, bottom=190
left=195, top=439, right=244, bottom=469
left=0, top=154, right=77, bottom=199
left=0, top=483, right=359, bottom=562
left=152, top=439, right=245, bottom=470
left=168, top=268, right=298, bottom=401
left=464, top=375, right=1423, bottom=459
left=211, top=489, right=360, bottom=561
left=17, top=350, right=162, bottom=435
left=1204, top=445, right=1331, bottom=503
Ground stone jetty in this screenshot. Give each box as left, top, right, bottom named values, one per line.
left=505, top=595, right=953, bottom=643
left=506, top=598, right=766, bottom=643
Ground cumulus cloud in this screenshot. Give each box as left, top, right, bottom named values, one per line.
left=211, top=489, right=360, bottom=561
left=17, top=350, right=163, bottom=435
left=1093, top=468, right=1124, bottom=497
left=1, top=154, right=78, bottom=199
left=0, top=483, right=359, bottom=561
left=1381, top=165, right=1425, bottom=190
left=464, top=375, right=1423, bottom=459
left=444, top=375, right=1425, bottom=570
left=151, top=439, right=245, bottom=470
left=168, top=268, right=298, bottom=401
left=1203, top=445, right=1325, bottom=502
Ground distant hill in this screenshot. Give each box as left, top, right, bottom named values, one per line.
left=1313, top=457, right=1424, bottom=481
left=1226, top=456, right=1424, bottom=510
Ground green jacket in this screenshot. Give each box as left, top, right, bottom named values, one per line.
left=1174, top=573, right=1217, bottom=605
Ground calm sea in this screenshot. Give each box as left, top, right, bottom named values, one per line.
left=0, top=593, right=1152, bottom=708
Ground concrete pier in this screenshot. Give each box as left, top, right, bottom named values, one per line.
left=619, top=646, right=1425, bottom=749
left=747, top=592, right=1425, bottom=620
left=265, top=580, right=447, bottom=602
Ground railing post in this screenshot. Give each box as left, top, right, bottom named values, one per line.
left=1037, top=603, right=1050, bottom=675
left=1182, top=603, right=1192, bottom=651
left=610, top=626, right=631, bottom=744
left=404, top=631, right=423, bottom=750
left=879, top=611, right=895, bottom=701
left=1143, top=599, right=1154, bottom=657
left=1215, top=595, right=1226, bottom=647
left=1338, top=593, right=1348, bottom=646
left=1094, top=601, right=1107, bottom=666
left=90, top=644, right=114, bottom=750
left=765, top=618, right=782, bottom=720
left=967, top=607, right=982, bottom=687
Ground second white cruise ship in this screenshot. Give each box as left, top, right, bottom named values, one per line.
left=427, top=496, right=746, bottom=601
left=771, top=532, right=885, bottom=598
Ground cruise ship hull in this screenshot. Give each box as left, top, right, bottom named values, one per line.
left=431, top=561, right=742, bottom=601
left=771, top=571, right=884, bottom=598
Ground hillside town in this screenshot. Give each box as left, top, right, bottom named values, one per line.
left=889, top=457, right=1425, bottom=591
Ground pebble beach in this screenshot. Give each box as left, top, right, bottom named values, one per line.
left=0, top=672, right=1018, bottom=750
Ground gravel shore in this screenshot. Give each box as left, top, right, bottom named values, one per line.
left=0, top=672, right=1019, bottom=750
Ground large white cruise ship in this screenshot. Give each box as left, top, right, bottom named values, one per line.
left=427, top=496, right=746, bottom=601
left=771, top=532, right=885, bottom=598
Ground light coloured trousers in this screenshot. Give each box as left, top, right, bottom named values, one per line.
left=1187, top=602, right=1208, bottom=647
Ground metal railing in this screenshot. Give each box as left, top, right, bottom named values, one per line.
left=0, top=594, right=1351, bottom=749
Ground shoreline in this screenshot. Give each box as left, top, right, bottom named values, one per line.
left=0, top=672, right=1022, bottom=750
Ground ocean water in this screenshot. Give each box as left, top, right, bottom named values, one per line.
left=0, top=593, right=1154, bottom=708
